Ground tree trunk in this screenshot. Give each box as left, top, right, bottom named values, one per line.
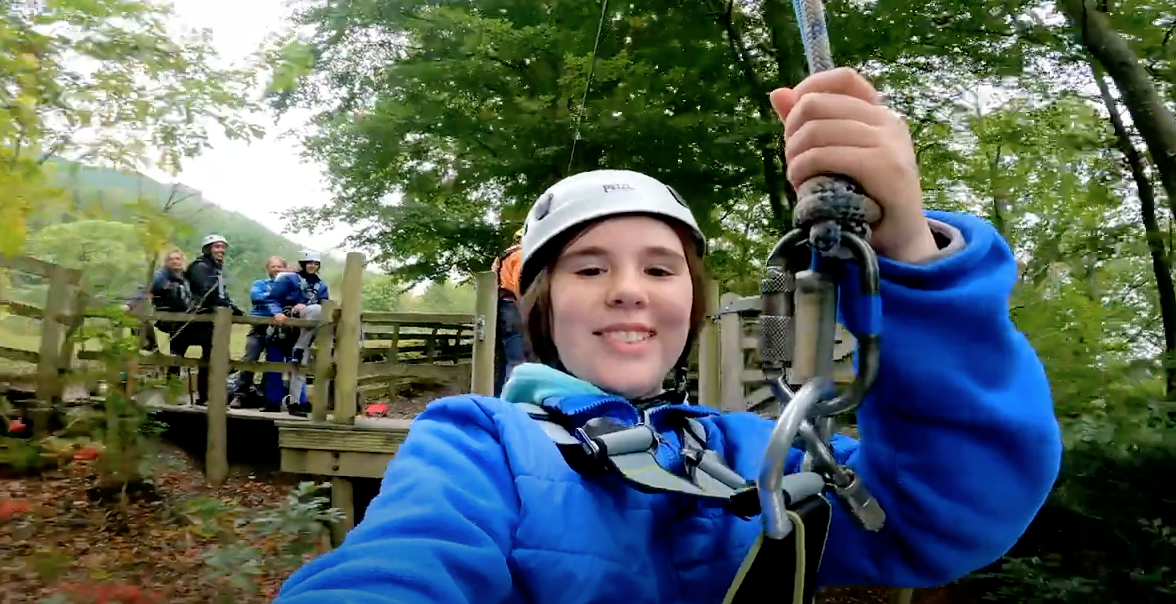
left=1060, top=0, right=1176, bottom=217
left=1091, top=61, right=1176, bottom=395
left=713, top=1, right=789, bottom=231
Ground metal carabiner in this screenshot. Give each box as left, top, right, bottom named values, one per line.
left=757, top=225, right=887, bottom=533
left=757, top=376, right=834, bottom=539
left=810, top=230, right=881, bottom=418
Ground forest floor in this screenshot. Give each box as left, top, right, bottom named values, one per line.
left=0, top=441, right=318, bottom=603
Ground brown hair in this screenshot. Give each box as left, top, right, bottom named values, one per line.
left=519, top=218, right=708, bottom=373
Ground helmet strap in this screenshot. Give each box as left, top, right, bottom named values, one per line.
left=672, top=364, right=689, bottom=397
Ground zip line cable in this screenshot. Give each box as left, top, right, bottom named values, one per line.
left=567, top=0, right=610, bottom=173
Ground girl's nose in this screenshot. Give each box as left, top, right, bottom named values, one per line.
left=606, top=269, right=648, bottom=308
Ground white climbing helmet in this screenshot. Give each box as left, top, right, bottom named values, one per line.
left=201, top=234, right=227, bottom=248
left=519, top=169, right=705, bottom=294
left=299, top=250, right=322, bottom=264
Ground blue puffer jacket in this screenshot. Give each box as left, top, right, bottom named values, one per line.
left=266, top=271, right=329, bottom=315
left=248, top=278, right=278, bottom=317
left=274, top=212, right=1062, bottom=604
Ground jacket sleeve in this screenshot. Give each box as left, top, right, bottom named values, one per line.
left=149, top=271, right=169, bottom=299
left=801, top=210, right=1061, bottom=588
left=249, top=280, right=269, bottom=306
left=273, top=396, right=519, bottom=604
left=266, top=276, right=289, bottom=316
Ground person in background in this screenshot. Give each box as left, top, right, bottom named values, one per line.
left=182, top=234, right=243, bottom=406
left=267, top=250, right=329, bottom=415
left=230, top=255, right=288, bottom=409
left=149, top=249, right=194, bottom=384
left=491, top=227, right=527, bottom=396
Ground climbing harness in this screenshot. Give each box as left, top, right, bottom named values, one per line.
left=521, top=402, right=831, bottom=604
left=297, top=274, right=322, bottom=306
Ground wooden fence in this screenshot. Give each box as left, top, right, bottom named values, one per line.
left=0, top=252, right=496, bottom=484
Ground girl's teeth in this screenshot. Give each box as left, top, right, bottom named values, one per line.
left=604, top=331, right=650, bottom=343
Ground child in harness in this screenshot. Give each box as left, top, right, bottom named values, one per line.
left=273, top=69, right=1062, bottom=604
left=267, top=250, right=330, bottom=416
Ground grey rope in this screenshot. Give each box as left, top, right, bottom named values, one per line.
left=567, top=0, right=610, bottom=173
left=788, top=0, right=882, bottom=250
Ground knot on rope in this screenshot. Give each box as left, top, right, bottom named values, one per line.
left=792, top=175, right=882, bottom=247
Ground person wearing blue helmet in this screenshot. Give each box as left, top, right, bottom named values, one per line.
left=273, top=68, right=1061, bottom=604
left=267, top=249, right=329, bottom=414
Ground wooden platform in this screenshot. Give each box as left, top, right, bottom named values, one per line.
left=139, top=388, right=413, bottom=480
left=136, top=390, right=414, bottom=431
left=276, top=418, right=411, bottom=480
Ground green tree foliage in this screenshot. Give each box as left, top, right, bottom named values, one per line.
left=0, top=0, right=264, bottom=254
left=264, top=0, right=1176, bottom=600
left=22, top=220, right=143, bottom=302
left=15, top=161, right=345, bottom=304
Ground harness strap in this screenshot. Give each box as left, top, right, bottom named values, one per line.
left=518, top=403, right=831, bottom=604
left=723, top=495, right=831, bottom=604
left=298, top=275, right=321, bottom=305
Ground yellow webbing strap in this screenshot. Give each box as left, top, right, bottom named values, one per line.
left=722, top=496, right=831, bottom=604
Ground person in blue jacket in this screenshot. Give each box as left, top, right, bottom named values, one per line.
left=230, top=255, right=288, bottom=408
left=267, top=250, right=329, bottom=414
left=274, top=68, right=1062, bottom=603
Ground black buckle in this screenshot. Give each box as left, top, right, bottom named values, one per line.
left=727, top=486, right=762, bottom=519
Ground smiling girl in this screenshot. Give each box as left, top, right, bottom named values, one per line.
left=273, top=68, right=1061, bottom=604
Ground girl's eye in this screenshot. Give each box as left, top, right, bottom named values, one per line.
left=575, top=267, right=604, bottom=277
left=646, top=267, right=674, bottom=277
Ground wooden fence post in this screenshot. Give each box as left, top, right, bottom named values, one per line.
left=697, top=280, right=721, bottom=408
left=205, top=307, right=232, bottom=486
left=470, top=271, right=497, bottom=396
left=718, top=292, right=744, bottom=412
left=333, top=253, right=363, bottom=425
left=330, top=252, right=364, bottom=546
left=311, top=299, right=336, bottom=423
left=32, top=265, right=72, bottom=436
left=57, top=289, right=89, bottom=394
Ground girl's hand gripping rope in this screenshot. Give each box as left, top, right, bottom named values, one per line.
left=758, top=68, right=940, bottom=536
left=771, top=68, right=938, bottom=264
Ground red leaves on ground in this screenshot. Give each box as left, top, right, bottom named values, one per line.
left=0, top=499, right=31, bottom=519
left=0, top=442, right=302, bottom=603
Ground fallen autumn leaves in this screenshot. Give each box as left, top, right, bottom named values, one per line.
left=0, top=441, right=328, bottom=604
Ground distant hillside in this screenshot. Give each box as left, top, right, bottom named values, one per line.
left=24, top=159, right=346, bottom=303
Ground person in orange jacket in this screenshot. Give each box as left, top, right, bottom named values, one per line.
left=491, top=227, right=526, bottom=396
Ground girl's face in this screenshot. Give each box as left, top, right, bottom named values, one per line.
left=166, top=252, right=184, bottom=271
left=549, top=216, right=694, bottom=399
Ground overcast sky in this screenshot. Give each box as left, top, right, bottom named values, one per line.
left=145, top=0, right=354, bottom=256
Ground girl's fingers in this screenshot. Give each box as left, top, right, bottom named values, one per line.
left=783, top=119, right=881, bottom=164
left=783, top=93, right=890, bottom=138
left=768, top=87, right=796, bottom=125
left=793, top=68, right=882, bottom=105
left=786, top=145, right=880, bottom=191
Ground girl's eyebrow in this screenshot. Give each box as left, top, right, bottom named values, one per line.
left=563, top=245, right=686, bottom=262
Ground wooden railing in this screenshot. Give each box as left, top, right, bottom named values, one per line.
left=2, top=251, right=498, bottom=486
left=0, top=253, right=93, bottom=434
